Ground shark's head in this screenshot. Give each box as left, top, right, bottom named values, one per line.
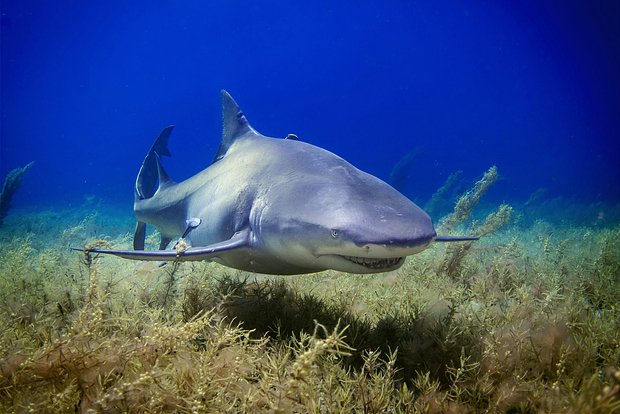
left=256, top=158, right=437, bottom=274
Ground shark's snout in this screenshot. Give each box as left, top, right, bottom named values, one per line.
left=353, top=224, right=437, bottom=251
left=346, top=204, right=437, bottom=253
left=315, top=201, right=437, bottom=273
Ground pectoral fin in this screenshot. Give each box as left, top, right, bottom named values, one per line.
left=74, top=230, right=250, bottom=262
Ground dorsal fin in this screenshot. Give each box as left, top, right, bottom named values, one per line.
left=155, top=153, right=175, bottom=191
left=214, top=90, right=257, bottom=162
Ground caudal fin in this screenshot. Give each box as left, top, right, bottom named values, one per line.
left=135, top=125, right=174, bottom=200
left=133, top=126, right=175, bottom=251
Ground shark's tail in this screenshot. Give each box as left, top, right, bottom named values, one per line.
left=135, top=125, right=174, bottom=200
left=133, top=126, right=174, bottom=250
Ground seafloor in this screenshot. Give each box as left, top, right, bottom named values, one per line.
left=0, top=193, right=619, bottom=413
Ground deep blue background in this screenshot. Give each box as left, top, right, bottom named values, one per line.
left=1, top=1, right=619, bottom=210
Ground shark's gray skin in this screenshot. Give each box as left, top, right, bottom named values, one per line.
left=76, top=91, right=477, bottom=275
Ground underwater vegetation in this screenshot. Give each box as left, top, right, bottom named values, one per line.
left=0, top=162, right=34, bottom=227
left=389, top=147, right=423, bottom=194
left=0, top=167, right=619, bottom=413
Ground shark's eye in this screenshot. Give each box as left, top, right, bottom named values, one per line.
left=330, top=229, right=340, bottom=238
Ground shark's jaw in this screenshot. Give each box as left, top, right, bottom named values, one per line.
left=315, top=254, right=406, bottom=273
left=341, top=255, right=405, bottom=270
left=312, top=239, right=433, bottom=273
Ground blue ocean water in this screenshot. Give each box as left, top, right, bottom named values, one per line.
left=1, top=1, right=619, bottom=216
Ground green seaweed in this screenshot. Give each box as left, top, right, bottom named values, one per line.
left=0, top=199, right=619, bottom=412
left=435, top=166, right=512, bottom=280
left=0, top=162, right=34, bottom=227
left=441, top=165, right=499, bottom=232
left=425, top=169, right=463, bottom=218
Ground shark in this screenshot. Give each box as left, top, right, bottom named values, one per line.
left=76, top=90, right=477, bottom=275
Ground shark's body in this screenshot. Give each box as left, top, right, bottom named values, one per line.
left=80, top=91, right=476, bottom=274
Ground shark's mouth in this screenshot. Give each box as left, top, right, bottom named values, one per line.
left=342, top=255, right=404, bottom=270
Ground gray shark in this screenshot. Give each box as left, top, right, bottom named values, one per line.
left=77, top=91, right=477, bottom=274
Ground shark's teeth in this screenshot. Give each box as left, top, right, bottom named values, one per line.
left=342, top=256, right=403, bottom=269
